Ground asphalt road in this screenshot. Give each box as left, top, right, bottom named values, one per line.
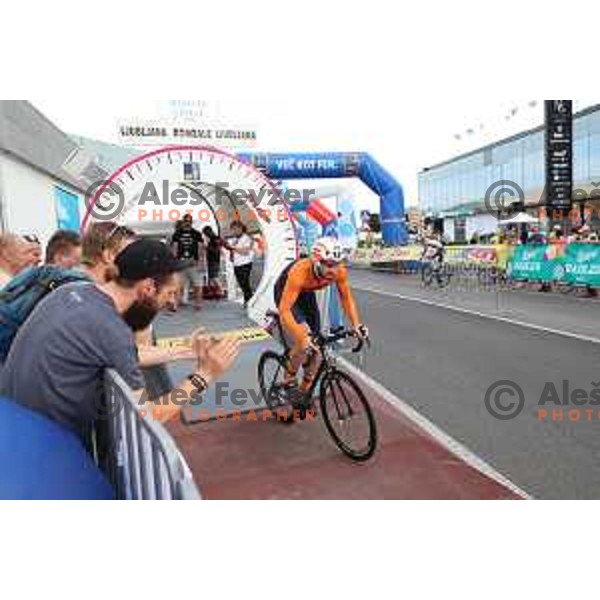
left=348, top=269, right=600, bottom=499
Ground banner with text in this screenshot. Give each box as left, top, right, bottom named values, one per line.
left=509, top=244, right=600, bottom=287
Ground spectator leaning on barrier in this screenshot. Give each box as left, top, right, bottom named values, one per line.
left=0, top=239, right=240, bottom=446
left=81, top=221, right=197, bottom=397
left=0, top=234, right=40, bottom=289
left=80, top=221, right=195, bottom=390
left=81, top=222, right=137, bottom=284
left=45, top=230, right=82, bottom=268
left=129, top=271, right=202, bottom=399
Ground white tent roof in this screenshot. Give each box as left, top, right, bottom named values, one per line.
left=499, top=212, right=539, bottom=225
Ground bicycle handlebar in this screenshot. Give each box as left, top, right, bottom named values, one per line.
left=316, top=328, right=368, bottom=353
left=266, top=311, right=369, bottom=354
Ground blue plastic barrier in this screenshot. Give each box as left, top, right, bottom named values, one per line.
left=0, top=398, right=114, bottom=500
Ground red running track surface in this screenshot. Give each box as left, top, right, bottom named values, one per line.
left=165, top=383, right=523, bottom=500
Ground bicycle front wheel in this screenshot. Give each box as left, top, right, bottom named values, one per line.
left=319, top=370, right=377, bottom=461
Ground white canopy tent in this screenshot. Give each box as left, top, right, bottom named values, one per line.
left=498, top=212, right=539, bottom=226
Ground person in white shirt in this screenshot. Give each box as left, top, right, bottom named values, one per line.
left=228, top=221, right=255, bottom=308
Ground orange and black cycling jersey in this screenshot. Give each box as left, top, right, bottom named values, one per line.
left=274, top=258, right=360, bottom=345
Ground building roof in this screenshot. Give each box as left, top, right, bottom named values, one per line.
left=0, top=101, right=108, bottom=191
left=69, top=134, right=140, bottom=174
left=419, top=103, right=600, bottom=175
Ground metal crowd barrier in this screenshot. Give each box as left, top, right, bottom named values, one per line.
left=102, top=370, right=201, bottom=500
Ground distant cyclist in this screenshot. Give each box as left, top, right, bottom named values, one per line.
left=274, top=237, right=369, bottom=395
left=421, top=232, right=445, bottom=271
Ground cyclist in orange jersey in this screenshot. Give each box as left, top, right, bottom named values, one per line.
left=273, top=237, right=369, bottom=394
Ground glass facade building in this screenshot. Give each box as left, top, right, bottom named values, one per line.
left=418, top=104, right=600, bottom=226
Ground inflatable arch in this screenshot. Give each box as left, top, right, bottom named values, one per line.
left=82, top=145, right=298, bottom=325
left=83, top=147, right=406, bottom=326
left=238, top=152, right=408, bottom=246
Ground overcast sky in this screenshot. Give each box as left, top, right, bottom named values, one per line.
left=34, top=97, right=585, bottom=211
left=18, top=1, right=595, bottom=213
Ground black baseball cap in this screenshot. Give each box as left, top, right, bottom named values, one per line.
left=115, top=239, right=191, bottom=281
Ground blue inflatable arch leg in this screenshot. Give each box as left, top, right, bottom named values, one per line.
left=238, top=153, right=408, bottom=246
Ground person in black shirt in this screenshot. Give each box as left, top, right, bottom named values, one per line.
left=202, top=225, right=226, bottom=299
left=171, top=215, right=203, bottom=309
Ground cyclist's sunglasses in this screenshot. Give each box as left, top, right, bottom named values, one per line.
left=322, top=259, right=342, bottom=269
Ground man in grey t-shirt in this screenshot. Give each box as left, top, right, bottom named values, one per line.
left=0, top=283, right=143, bottom=441
left=0, top=239, right=241, bottom=444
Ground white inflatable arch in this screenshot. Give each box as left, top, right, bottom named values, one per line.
left=82, top=145, right=299, bottom=326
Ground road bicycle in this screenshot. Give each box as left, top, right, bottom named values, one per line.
left=258, top=311, right=378, bottom=462
left=421, top=259, right=452, bottom=288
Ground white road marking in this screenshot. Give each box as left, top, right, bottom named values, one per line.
left=353, top=284, right=600, bottom=346
left=339, top=356, right=532, bottom=499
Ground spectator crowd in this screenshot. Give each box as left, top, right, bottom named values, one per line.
left=0, top=220, right=248, bottom=456
left=168, top=216, right=258, bottom=308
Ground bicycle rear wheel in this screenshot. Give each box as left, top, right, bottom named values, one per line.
left=319, top=370, right=377, bottom=461
left=257, top=351, right=296, bottom=422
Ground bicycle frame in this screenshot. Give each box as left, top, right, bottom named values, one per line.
left=261, top=312, right=377, bottom=461
left=267, top=312, right=344, bottom=399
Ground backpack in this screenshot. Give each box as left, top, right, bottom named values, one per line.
left=0, top=266, right=91, bottom=363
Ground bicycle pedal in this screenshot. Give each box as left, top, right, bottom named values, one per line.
left=269, top=384, right=292, bottom=406
left=270, top=394, right=289, bottom=408
left=285, top=387, right=307, bottom=405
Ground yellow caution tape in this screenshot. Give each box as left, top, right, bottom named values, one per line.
left=157, top=326, right=270, bottom=349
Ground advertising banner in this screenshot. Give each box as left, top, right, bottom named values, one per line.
left=351, top=245, right=503, bottom=266
left=445, top=246, right=498, bottom=265
left=563, top=244, right=600, bottom=287
left=509, top=245, right=557, bottom=282
left=508, top=243, right=600, bottom=286
left=351, top=246, right=421, bottom=264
